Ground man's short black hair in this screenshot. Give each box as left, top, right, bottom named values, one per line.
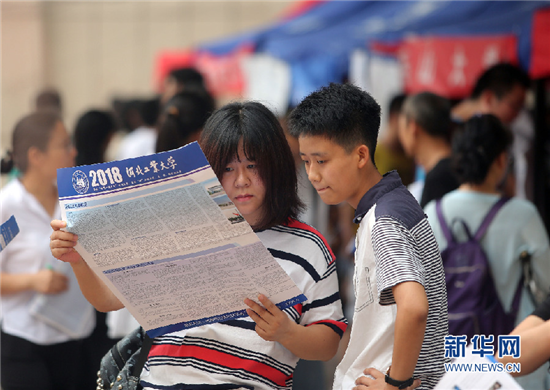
left=389, top=94, right=407, bottom=117
left=402, top=92, right=452, bottom=142
left=169, top=67, right=205, bottom=89
left=471, top=63, right=530, bottom=99
left=288, top=83, right=381, bottom=163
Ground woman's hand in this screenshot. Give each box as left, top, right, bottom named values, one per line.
left=32, top=269, right=68, bottom=294
left=50, top=220, right=83, bottom=264
left=245, top=294, right=295, bottom=343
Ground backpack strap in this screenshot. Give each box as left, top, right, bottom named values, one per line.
left=435, top=199, right=454, bottom=245
left=132, top=330, right=153, bottom=378
left=510, top=271, right=524, bottom=318
left=473, top=197, right=510, bottom=241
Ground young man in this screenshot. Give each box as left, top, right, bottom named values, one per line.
left=289, top=83, right=448, bottom=390
left=452, top=62, right=530, bottom=126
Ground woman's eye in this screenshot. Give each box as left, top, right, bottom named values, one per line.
left=224, top=167, right=233, bottom=172
left=317, top=160, right=325, bottom=164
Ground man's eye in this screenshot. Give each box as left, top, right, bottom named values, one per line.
left=247, top=164, right=256, bottom=169
left=224, top=167, right=233, bottom=172
left=317, top=160, right=325, bottom=164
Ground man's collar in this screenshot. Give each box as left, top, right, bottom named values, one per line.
left=353, top=171, right=402, bottom=223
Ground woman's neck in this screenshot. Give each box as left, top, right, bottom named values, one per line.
left=20, top=172, right=58, bottom=217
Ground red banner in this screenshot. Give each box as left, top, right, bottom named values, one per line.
left=531, top=7, right=550, bottom=79
left=400, top=35, right=518, bottom=98
left=154, top=45, right=254, bottom=98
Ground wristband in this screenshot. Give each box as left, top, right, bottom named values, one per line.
left=384, top=373, right=414, bottom=389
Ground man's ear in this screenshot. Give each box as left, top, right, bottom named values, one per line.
left=480, top=90, right=496, bottom=112
left=410, top=120, right=421, bottom=138
left=356, top=144, right=370, bottom=169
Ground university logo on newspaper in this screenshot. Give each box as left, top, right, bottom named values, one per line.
left=72, top=170, right=89, bottom=194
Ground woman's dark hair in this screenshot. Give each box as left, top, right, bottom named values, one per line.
left=3, top=111, right=61, bottom=174
left=451, top=114, right=513, bottom=185
left=74, top=110, right=116, bottom=166
left=155, top=91, right=214, bottom=153
left=200, top=101, right=304, bottom=231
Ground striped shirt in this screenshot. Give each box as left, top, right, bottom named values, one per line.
left=333, top=171, right=448, bottom=390
left=141, top=219, right=347, bottom=390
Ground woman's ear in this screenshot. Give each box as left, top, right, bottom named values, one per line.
left=26, top=146, right=42, bottom=169
left=496, top=151, right=508, bottom=171
left=493, top=151, right=510, bottom=186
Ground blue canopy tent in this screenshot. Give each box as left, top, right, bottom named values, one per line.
left=200, top=1, right=549, bottom=103
left=198, top=0, right=550, bottom=230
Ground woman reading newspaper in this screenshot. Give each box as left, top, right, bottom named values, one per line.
left=50, top=101, right=347, bottom=390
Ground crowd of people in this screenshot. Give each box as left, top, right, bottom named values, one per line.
left=1, top=62, right=549, bottom=390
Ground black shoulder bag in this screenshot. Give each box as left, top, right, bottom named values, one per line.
left=96, top=327, right=153, bottom=390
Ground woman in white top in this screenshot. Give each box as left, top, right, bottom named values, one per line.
left=424, top=114, right=550, bottom=390
left=0, top=111, right=95, bottom=390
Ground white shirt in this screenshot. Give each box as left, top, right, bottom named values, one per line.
left=333, top=172, right=447, bottom=390
left=116, top=126, right=157, bottom=161
left=0, top=179, right=95, bottom=344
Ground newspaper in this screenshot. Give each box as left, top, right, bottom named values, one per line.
left=56, top=142, right=306, bottom=338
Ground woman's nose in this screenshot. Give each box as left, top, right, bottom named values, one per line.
left=234, top=169, right=250, bottom=187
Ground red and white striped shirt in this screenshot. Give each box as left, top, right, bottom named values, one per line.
left=141, top=219, right=347, bottom=390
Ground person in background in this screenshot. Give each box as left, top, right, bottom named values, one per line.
left=155, top=90, right=214, bottom=153
left=50, top=101, right=347, bottom=389
left=398, top=92, right=459, bottom=208
left=35, top=88, right=63, bottom=116
left=74, top=109, right=116, bottom=166
left=1, top=88, right=65, bottom=181
left=452, top=62, right=532, bottom=198
left=0, top=111, right=94, bottom=390
left=160, top=66, right=214, bottom=110
left=116, top=97, right=161, bottom=160
left=424, top=114, right=550, bottom=390
left=73, top=109, right=118, bottom=390
left=499, top=294, right=550, bottom=377
left=452, top=63, right=530, bottom=127
left=374, top=94, right=415, bottom=186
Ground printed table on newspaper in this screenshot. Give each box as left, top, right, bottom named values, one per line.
left=56, top=142, right=306, bottom=338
